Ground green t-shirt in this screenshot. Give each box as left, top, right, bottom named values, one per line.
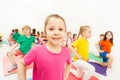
left=12, top=32, right=20, bottom=41
left=17, top=35, right=35, bottom=55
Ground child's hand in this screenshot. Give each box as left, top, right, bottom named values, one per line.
left=78, top=56, right=82, bottom=60
left=99, top=50, right=104, bottom=53
left=64, top=77, right=67, bottom=80
left=6, top=51, right=11, bottom=56
left=76, top=54, right=82, bottom=60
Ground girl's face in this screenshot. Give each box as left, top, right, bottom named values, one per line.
left=106, top=32, right=112, bottom=40
left=83, top=28, right=92, bottom=39
left=45, top=18, right=66, bottom=45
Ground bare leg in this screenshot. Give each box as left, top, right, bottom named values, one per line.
left=7, top=51, right=17, bottom=65
left=106, top=54, right=113, bottom=68
left=95, top=61, right=108, bottom=66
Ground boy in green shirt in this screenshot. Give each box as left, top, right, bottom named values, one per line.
left=7, top=25, right=35, bottom=73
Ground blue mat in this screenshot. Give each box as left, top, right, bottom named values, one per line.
left=88, top=62, right=107, bottom=76
left=27, top=78, right=32, bottom=80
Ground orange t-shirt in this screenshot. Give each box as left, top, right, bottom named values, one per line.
left=99, top=40, right=113, bottom=53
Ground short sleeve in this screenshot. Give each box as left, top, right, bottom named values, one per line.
left=32, top=36, right=35, bottom=43
left=66, top=48, right=71, bottom=64
left=67, top=54, right=71, bottom=64
left=24, top=46, right=36, bottom=65
left=72, top=39, right=80, bottom=48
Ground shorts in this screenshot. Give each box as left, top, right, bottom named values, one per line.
left=15, top=49, right=24, bottom=57
left=100, top=51, right=108, bottom=62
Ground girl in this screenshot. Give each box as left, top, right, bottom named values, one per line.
left=72, top=33, right=77, bottom=42
left=95, top=31, right=113, bottom=75
left=65, top=32, right=72, bottom=47
left=69, top=25, right=95, bottom=80
left=7, top=25, right=35, bottom=73
left=17, top=14, right=71, bottom=80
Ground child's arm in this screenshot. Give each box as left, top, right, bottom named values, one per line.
left=95, top=42, right=104, bottom=53
left=10, top=43, right=19, bottom=52
left=64, top=63, right=71, bottom=80
left=68, top=45, right=82, bottom=59
left=17, top=59, right=27, bottom=80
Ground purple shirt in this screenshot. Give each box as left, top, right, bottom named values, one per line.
left=24, top=45, right=71, bottom=80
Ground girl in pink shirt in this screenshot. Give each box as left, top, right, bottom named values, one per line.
left=17, top=14, right=71, bottom=80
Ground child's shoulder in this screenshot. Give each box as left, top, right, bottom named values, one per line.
left=61, top=46, right=70, bottom=53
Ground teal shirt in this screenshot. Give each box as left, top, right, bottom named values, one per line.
left=12, top=32, right=20, bottom=41
left=17, top=35, right=35, bottom=55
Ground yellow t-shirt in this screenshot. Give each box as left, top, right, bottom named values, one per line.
left=72, top=37, right=89, bottom=61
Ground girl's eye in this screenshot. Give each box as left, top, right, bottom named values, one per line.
left=49, top=28, right=54, bottom=31
left=59, top=28, right=63, bottom=31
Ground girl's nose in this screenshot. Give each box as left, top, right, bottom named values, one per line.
left=54, top=30, right=59, bottom=35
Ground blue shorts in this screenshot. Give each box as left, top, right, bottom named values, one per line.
left=100, top=51, right=108, bottom=62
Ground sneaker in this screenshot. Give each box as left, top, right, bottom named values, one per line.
left=8, top=65, right=17, bottom=73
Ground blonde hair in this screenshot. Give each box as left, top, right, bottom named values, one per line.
left=44, top=14, right=66, bottom=34
left=22, top=25, right=31, bottom=34
left=77, top=25, right=91, bottom=39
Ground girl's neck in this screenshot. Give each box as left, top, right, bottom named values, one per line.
left=46, top=42, right=61, bottom=54
left=106, top=39, right=110, bottom=41
left=81, top=36, right=87, bottom=40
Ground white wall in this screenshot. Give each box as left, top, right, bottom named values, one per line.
left=0, top=0, right=120, bottom=53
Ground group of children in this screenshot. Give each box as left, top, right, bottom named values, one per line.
left=3, top=14, right=114, bottom=80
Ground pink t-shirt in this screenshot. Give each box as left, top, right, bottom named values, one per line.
left=24, top=45, right=71, bottom=80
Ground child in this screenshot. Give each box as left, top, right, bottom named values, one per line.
left=7, top=29, right=14, bottom=46
left=12, top=28, right=20, bottom=43
left=69, top=25, right=95, bottom=80
left=99, top=34, right=105, bottom=49
left=36, top=31, right=41, bottom=44
left=72, top=33, right=77, bottom=42
left=31, top=28, right=37, bottom=37
left=95, top=34, right=105, bottom=57
left=7, top=25, right=35, bottom=73
left=17, top=14, right=71, bottom=80
left=95, top=31, right=113, bottom=75
left=65, top=32, right=72, bottom=47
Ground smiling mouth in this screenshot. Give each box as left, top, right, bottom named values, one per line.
left=52, top=37, right=61, bottom=40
